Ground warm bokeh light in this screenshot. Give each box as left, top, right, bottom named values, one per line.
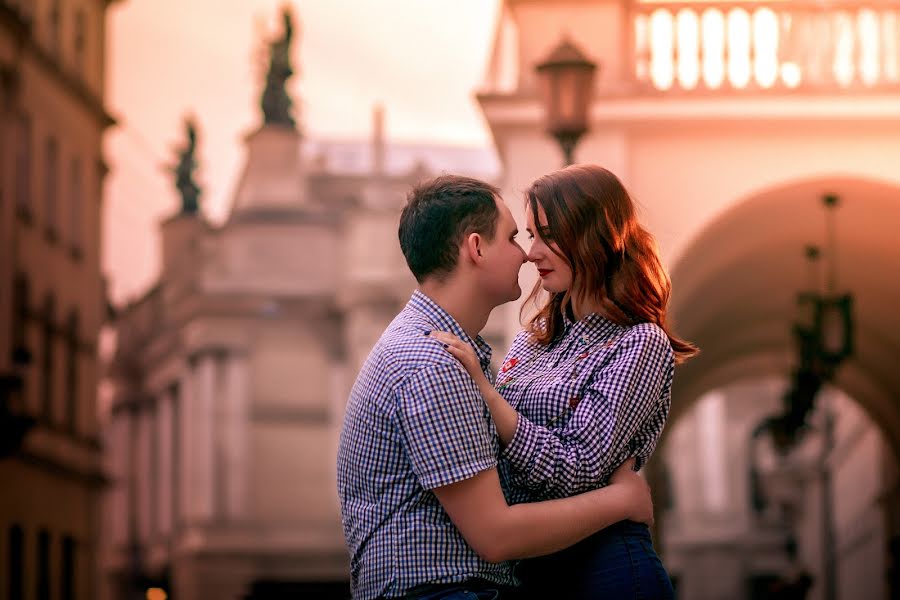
left=146, top=589, right=168, bottom=600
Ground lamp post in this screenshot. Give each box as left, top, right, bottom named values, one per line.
left=750, top=193, right=852, bottom=599
left=790, top=194, right=851, bottom=600
left=534, top=37, right=597, bottom=166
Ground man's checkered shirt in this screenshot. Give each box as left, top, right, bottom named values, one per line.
left=337, top=291, right=516, bottom=599
left=496, top=313, right=675, bottom=505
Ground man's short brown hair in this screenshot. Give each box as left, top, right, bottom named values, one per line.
left=399, top=175, right=500, bottom=283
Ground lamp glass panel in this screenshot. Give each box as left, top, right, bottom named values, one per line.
left=820, top=297, right=849, bottom=356
left=558, top=69, right=578, bottom=123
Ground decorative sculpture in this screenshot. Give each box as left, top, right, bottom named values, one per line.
left=173, top=117, right=201, bottom=214
left=261, top=6, right=298, bottom=129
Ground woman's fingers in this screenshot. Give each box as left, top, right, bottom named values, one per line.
left=428, top=331, right=463, bottom=347
left=428, top=331, right=480, bottom=371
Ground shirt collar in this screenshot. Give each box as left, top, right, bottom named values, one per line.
left=407, top=290, right=493, bottom=368
left=564, top=311, right=624, bottom=343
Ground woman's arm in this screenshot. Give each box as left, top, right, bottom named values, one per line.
left=433, top=458, right=652, bottom=563
left=429, top=331, right=519, bottom=445
left=432, top=326, right=673, bottom=498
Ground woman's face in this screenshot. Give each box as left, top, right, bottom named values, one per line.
left=526, top=203, right=573, bottom=293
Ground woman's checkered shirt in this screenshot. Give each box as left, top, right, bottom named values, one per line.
left=496, top=313, right=675, bottom=505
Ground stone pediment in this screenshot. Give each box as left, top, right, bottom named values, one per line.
left=229, top=126, right=306, bottom=219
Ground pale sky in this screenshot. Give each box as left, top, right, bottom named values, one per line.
left=104, top=0, right=500, bottom=304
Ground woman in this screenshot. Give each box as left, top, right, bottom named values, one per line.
left=431, top=164, right=697, bottom=599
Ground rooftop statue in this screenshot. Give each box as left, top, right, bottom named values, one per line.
left=173, top=117, right=201, bottom=214
left=261, top=6, right=298, bottom=129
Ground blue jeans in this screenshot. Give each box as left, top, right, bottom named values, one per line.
left=401, top=579, right=506, bottom=600
left=516, top=521, right=674, bottom=599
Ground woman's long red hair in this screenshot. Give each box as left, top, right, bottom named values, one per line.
left=522, top=164, right=698, bottom=363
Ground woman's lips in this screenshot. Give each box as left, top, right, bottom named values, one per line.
left=537, top=269, right=553, bottom=277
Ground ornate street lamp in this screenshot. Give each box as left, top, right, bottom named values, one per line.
left=749, top=194, right=851, bottom=600
left=794, top=195, right=854, bottom=375
left=535, top=37, right=597, bottom=166
left=772, top=194, right=854, bottom=448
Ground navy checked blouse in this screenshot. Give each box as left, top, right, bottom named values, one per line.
left=496, top=313, right=675, bottom=505
left=337, top=291, right=516, bottom=600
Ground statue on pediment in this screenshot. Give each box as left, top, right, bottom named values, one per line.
left=261, top=6, right=298, bottom=129
left=173, top=117, right=201, bottom=214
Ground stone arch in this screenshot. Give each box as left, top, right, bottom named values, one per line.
left=664, top=175, right=900, bottom=460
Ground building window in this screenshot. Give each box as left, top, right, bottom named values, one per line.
left=15, top=114, right=32, bottom=220
left=48, top=0, right=62, bottom=55
left=65, top=311, right=79, bottom=432
left=69, top=157, right=83, bottom=256
left=41, top=294, right=56, bottom=420
left=61, top=536, right=76, bottom=600
left=44, top=138, right=60, bottom=241
left=8, top=525, right=24, bottom=600
left=73, top=9, right=87, bottom=76
left=12, top=274, right=30, bottom=364
left=37, top=529, right=50, bottom=600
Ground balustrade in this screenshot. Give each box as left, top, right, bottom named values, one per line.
left=630, top=0, right=900, bottom=91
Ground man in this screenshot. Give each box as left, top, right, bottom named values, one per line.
left=337, top=175, right=652, bottom=599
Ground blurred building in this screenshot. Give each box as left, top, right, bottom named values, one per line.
left=97, top=10, right=500, bottom=598
left=661, top=381, right=898, bottom=600
left=1, top=0, right=120, bottom=598
left=479, top=1, right=900, bottom=598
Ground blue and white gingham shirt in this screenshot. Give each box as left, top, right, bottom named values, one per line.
left=496, top=313, right=674, bottom=505
left=337, top=291, right=516, bottom=599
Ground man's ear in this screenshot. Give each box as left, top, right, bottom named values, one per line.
left=464, top=232, right=483, bottom=263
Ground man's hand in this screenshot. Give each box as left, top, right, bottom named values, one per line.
left=609, top=458, right=654, bottom=526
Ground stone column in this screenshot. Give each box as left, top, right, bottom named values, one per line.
left=156, top=386, right=174, bottom=536
left=328, top=359, right=349, bottom=507
left=194, top=353, right=216, bottom=521
left=180, top=353, right=216, bottom=522
left=221, top=351, right=250, bottom=520
left=178, top=365, right=193, bottom=523
left=135, top=402, right=155, bottom=543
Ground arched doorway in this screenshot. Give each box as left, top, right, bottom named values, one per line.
left=653, top=176, right=900, bottom=600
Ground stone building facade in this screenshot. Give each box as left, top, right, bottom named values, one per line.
left=1, top=0, right=121, bottom=598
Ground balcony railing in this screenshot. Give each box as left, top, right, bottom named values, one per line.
left=630, top=0, right=900, bottom=92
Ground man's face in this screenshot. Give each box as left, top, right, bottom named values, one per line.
left=478, top=198, right=527, bottom=306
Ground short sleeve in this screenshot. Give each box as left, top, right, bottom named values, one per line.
left=396, top=362, right=498, bottom=490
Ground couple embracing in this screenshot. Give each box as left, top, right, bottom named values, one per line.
left=337, top=164, right=698, bottom=600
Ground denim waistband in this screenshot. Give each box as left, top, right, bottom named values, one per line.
left=401, top=578, right=508, bottom=599
left=564, top=519, right=651, bottom=553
